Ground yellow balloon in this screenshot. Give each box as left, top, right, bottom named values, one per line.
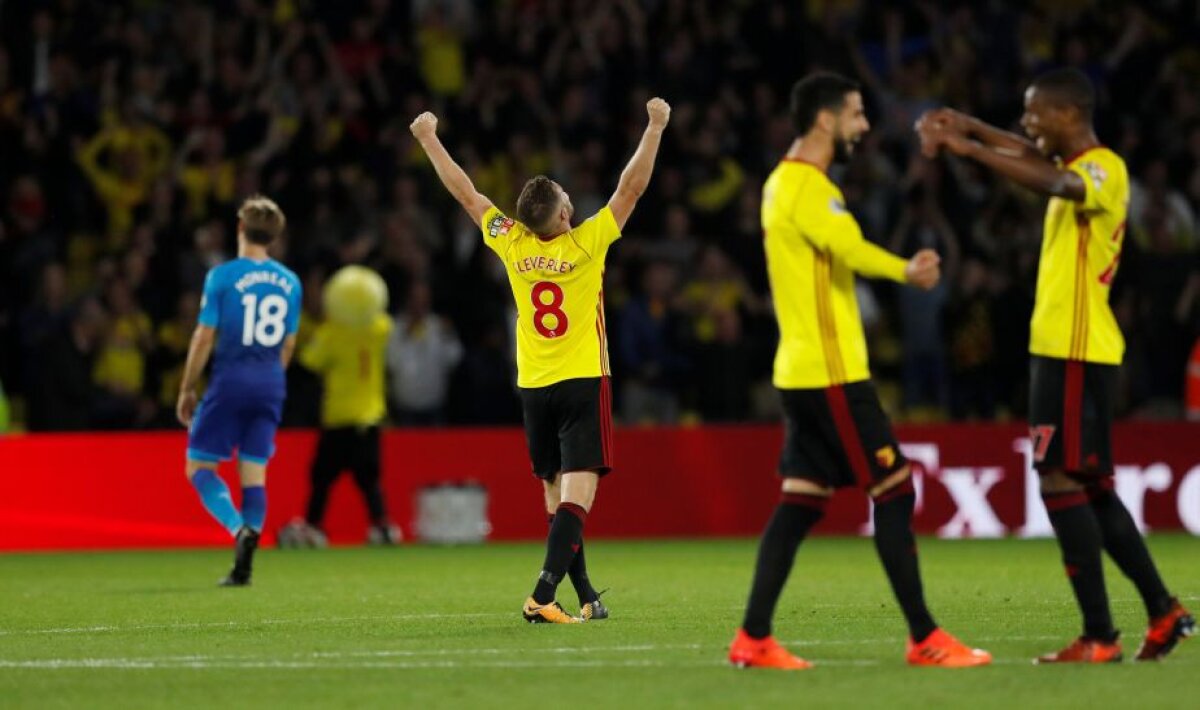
left=323, top=265, right=388, bottom=327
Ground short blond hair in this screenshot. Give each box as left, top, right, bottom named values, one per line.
left=237, top=195, right=286, bottom=244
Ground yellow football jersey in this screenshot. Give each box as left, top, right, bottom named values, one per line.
left=480, top=205, right=620, bottom=388
left=299, top=313, right=392, bottom=427
left=1030, top=146, right=1128, bottom=364
left=763, top=159, right=908, bottom=389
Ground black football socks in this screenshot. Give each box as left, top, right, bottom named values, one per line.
left=532, top=502, right=587, bottom=605
left=872, top=484, right=937, bottom=643
left=548, top=513, right=600, bottom=605
left=1088, top=484, right=1172, bottom=618
left=1043, top=490, right=1116, bottom=641
left=741, top=494, right=827, bottom=639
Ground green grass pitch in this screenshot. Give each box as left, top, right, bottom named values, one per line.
left=1, top=536, right=1196, bottom=709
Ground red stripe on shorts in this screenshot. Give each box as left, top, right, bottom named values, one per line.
left=598, top=376, right=613, bottom=467
left=1063, top=361, right=1084, bottom=472
left=825, top=385, right=873, bottom=489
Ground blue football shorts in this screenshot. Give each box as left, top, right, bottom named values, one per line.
left=187, top=386, right=284, bottom=465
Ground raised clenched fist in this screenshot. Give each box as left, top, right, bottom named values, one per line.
left=904, top=248, right=942, bottom=291
left=647, top=98, right=671, bottom=128
left=409, top=112, right=438, bottom=140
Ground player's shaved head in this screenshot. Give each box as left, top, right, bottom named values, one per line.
left=1030, top=68, right=1095, bottom=122
left=238, top=194, right=286, bottom=245
left=516, top=175, right=562, bottom=235
left=790, top=72, right=860, bottom=135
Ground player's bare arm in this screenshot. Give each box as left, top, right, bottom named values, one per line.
left=176, top=324, right=216, bottom=426
left=919, top=123, right=1086, bottom=201
left=917, top=108, right=1039, bottom=160
left=409, top=112, right=493, bottom=224
left=280, top=333, right=298, bottom=368
left=609, top=97, right=671, bottom=229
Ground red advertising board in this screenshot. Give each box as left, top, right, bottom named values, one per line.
left=0, top=423, right=1197, bottom=550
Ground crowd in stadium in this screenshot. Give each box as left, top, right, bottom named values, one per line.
left=1, top=0, right=1198, bottom=431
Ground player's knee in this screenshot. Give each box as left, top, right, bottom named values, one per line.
left=185, top=460, right=211, bottom=480
left=868, top=466, right=913, bottom=502
left=560, top=489, right=595, bottom=512
left=779, top=485, right=831, bottom=518
left=239, top=462, right=267, bottom=487
left=780, top=477, right=834, bottom=498
left=559, top=470, right=599, bottom=511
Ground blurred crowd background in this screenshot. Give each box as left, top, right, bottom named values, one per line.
left=1, top=0, right=1198, bottom=432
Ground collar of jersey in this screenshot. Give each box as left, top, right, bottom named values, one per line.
left=1061, top=144, right=1105, bottom=166
left=534, top=228, right=569, bottom=242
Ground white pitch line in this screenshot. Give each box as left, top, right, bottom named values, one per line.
left=0, top=612, right=508, bottom=637
left=0, top=636, right=1066, bottom=666
left=2, top=655, right=1193, bottom=671
left=2, top=594, right=1195, bottom=637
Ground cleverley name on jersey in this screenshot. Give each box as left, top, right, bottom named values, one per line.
left=513, top=256, right=576, bottom=275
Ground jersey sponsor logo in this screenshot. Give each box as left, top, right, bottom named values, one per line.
left=829, top=197, right=848, bottom=215
left=1079, top=161, right=1107, bottom=191
left=233, top=270, right=295, bottom=295
left=487, top=214, right=515, bottom=238
left=513, top=255, right=575, bottom=275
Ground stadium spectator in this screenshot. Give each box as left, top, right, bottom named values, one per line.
left=641, top=204, right=699, bottom=271
left=693, top=307, right=753, bottom=422
left=944, top=258, right=998, bottom=420
left=75, top=117, right=170, bottom=244
left=386, top=279, right=462, bottom=426
left=27, top=296, right=107, bottom=431
left=889, top=187, right=960, bottom=416
left=617, top=260, right=689, bottom=424
left=91, top=276, right=156, bottom=428
left=18, top=262, right=71, bottom=379
left=680, top=245, right=762, bottom=345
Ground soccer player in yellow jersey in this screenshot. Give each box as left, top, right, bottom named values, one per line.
left=410, top=98, right=671, bottom=624
left=728, top=72, right=991, bottom=670
left=919, top=68, right=1194, bottom=663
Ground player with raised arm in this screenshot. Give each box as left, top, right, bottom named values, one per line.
left=727, top=72, right=991, bottom=669
left=918, top=68, right=1194, bottom=663
left=410, top=98, right=670, bottom=624
left=177, top=195, right=302, bottom=587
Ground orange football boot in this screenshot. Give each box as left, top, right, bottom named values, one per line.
left=728, top=629, right=812, bottom=670
left=1035, top=636, right=1123, bottom=664
left=1135, top=597, right=1195, bottom=661
left=906, top=628, right=992, bottom=667
left=522, top=597, right=580, bottom=624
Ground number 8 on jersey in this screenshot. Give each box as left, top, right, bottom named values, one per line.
left=532, top=282, right=568, bottom=338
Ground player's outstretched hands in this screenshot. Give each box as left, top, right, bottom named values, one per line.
left=409, top=112, right=438, bottom=141
left=904, top=248, right=941, bottom=290
left=647, top=97, right=671, bottom=129
left=176, top=389, right=198, bottom=427
left=917, top=107, right=971, bottom=135
left=915, top=108, right=974, bottom=159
